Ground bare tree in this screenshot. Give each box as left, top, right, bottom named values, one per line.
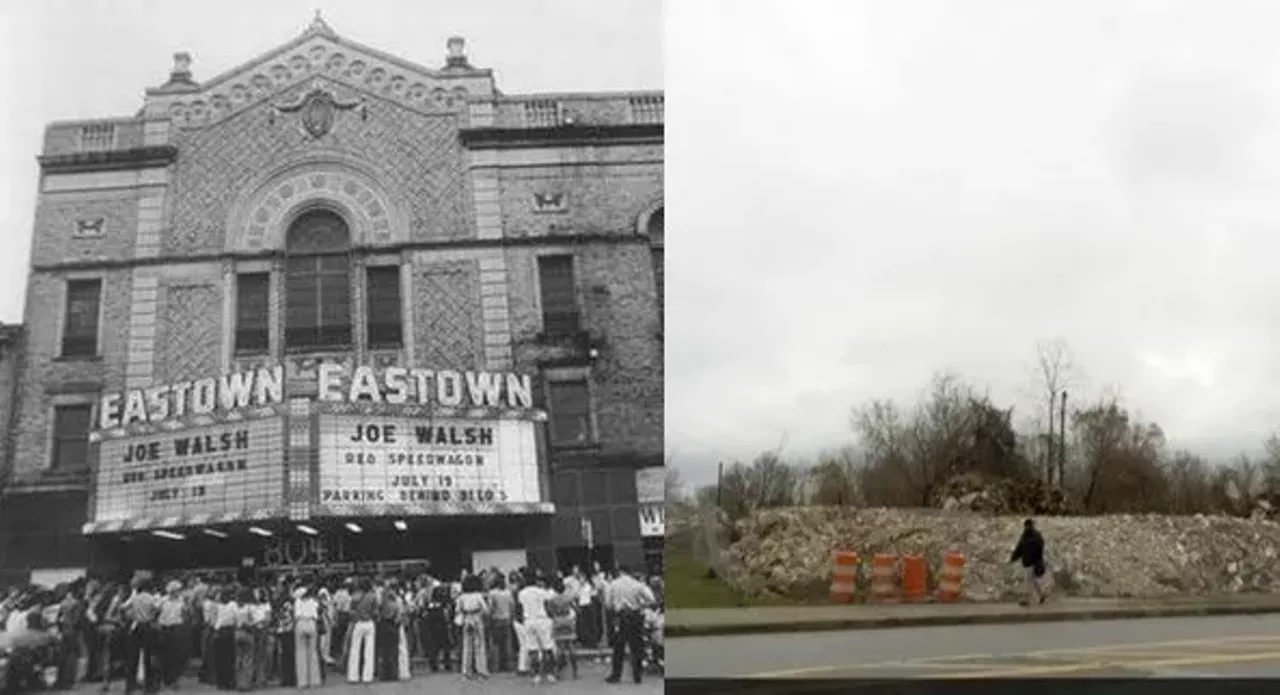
left=1032, top=339, right=1075, bottom=486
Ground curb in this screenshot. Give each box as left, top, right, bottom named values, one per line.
left=666, top=602, right=1280, bottom=638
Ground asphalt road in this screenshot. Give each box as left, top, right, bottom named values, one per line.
left=668, top=612, right=1280, bottom=678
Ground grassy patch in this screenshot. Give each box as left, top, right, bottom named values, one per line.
left=665, top=546, right=799, bottom=609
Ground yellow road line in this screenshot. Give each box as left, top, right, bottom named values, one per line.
left=930, top=650, right=1280, bottom=679
left=743, top=634, right=1280, bottom=678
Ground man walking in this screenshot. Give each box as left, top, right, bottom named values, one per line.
left=604, top=566, right=654, bottom=685
left=1009, top=518, right=1048, bottom=607
left=156, top=581, right=188, bottom=688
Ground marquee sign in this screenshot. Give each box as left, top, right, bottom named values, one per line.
left=96, top=363, right=535, bottom=432
left=316, top=415, right=542, bottom=512
left=91, top=416, right=286, bottom=527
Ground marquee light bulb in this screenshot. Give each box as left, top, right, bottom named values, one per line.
left=152, top=530, right=185, bottom=540
left=394, top=520, right=407, bottom=531
left=296, top=524, right=319, bottom=536
left=345, top=523, right=363, bottom=533
left=248, top=526, right=273, bottom=537
left=202, top=529, right=228, bottom=539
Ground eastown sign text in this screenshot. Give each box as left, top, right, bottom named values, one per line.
left=97, top=364, right=536, bottom=430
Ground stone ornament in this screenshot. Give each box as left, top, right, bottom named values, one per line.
left=532, top=192, right=568, bottom=213
left=73, top=217, right=106, bottom=238
left=273, top=80, right=365, bottom=138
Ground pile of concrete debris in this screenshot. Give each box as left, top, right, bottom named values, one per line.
left=715, top=506, right=1280, bottom=602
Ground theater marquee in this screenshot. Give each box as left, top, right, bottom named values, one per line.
left=91, top=416, right=286, bottom=527
left=317, top=415, right=542, bottom=510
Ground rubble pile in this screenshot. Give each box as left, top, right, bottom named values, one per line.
left=931, top=473, right=1075, bottom=516
left=716, top=507, right=1280, bottom=602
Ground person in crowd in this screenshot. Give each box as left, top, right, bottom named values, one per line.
left=375, top=578, right=402, bottom=682
left=248, top=589, right=272, bottom=688
left=56, top=581, right=89, bottom=688
left=410, top=578, right=430, bottom=661
left=329, top=579, right=351, bottom=667
left=485, top=574, right=514, bottom=673
left=156, top=580, right=188, bottom=689
left=314, top=583, right=331, bottom=673
left=396, top=581, right=412, bottom=681
left=346, top=578, right=377, bottom=684
left=232, top=588, right=256, bottom=692
left=643, top=599, right=664, bottom=671
left=200, top=588, right=221, bottom=685
left=455, top=574, right=489, bottom=680
left=292, top=585, right=321, bottom=689
left=96, top=585, right=128, bottom=693
left=516, top=571, right=557, bottom=685
left=590, top=564, right=610, bottom=648
left=509, top=573, right=530, bottom=675
left=121, top=578, right=162, bottom=695
left=548, top=577, right=579, bottom=680
left=421, top=578, right=452, bottom=673
left=272, top=581, right=296, bottom=688
left=1010, top=517, right=1049, bottom=607
left=212, top=587, right=239, bottom=691
left=604, top=566, right=656, bottom=685
left=570, top=567, right=596, bottom=649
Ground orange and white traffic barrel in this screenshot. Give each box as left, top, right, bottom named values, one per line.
left=830, top=551, right=860, bottom=603
left=900, top=553, right=927, bottom=602
left=937, top=552, right=966, bottom=602
left=869, top=553, right=898, bottom=602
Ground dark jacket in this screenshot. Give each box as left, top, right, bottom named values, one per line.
left=1010, top=528, right=1045, bottom=571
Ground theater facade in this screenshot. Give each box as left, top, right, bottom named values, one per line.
left=0, top=16, right=664, bottom=586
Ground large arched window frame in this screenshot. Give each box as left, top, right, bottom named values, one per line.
left=284, top=208, right=354, bottom=351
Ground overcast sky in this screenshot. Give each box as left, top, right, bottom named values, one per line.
left=666, top=0, right=1280, bottom=486
left=0, top=0, right=661, bottom=321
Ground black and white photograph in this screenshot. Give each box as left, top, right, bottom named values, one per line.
left=0, top=1, right=662, bottom=692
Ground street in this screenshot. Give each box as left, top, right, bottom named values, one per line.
left=70, top=661, right=662, bottom=694
left=668, top=612, right=1280, bottom=678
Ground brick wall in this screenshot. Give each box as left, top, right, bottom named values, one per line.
left=10, top=269, right=133, bottom=482
left=0, top=326, right=23, bottom=485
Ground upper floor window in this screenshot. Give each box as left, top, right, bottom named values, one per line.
left=51, top=404, right=93, bottom=470
left=548, top=379, right=593, bottom=446
left=61, top=278, right=102, bottom=358
left=235, top=273, right=271, bottom=354
left=648, top=207, right=664, bottom=317
left=284, top=209, right=352, bottom=351
left=538, top=255, right=579, bottom=336
left=365, top=265, right=403, bottom=349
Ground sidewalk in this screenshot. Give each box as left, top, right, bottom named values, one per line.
left=667, top=594, right=1280, bottom=637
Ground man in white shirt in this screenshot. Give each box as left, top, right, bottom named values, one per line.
left=604, top=567, right=655, bottom=685
left=516, top=573, right=556, bottom=685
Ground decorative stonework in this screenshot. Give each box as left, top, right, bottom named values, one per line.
left=415, top=262, right=481, bottom=369
left=156, top=36, right=486, bottom=128
left=226, top=158, right=407, bottom=252
left=273, top=80, right=365, bottom=138
left=72, top=217, right=106, bottom=238
left=159, top=284, right=221, bottom=383
left=532, top=192, right=568, bottom=214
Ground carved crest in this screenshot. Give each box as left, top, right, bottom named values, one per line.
left=274, top=80, right=365, bottom=138
left=73, top=218, right=106, bottom=238
left=532, top=192, right=568, bottom=213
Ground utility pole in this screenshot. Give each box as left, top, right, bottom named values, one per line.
left=1059, top=391, right=1068, bottom=487
left=1046, top=390, right=1056, bottom=486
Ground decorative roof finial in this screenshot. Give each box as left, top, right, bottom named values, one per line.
left=162, top=51, right=198, bottom=89
left=305, top=10, right=335, bottom=36
left=445, top=36, right=471, bottom=70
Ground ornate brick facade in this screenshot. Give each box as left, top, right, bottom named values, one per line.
left=4, top=17, right=662, bottom=578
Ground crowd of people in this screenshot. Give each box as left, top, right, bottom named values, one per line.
left=0, top=562, right=664, bottom=692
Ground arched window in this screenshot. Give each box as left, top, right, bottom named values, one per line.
left=648, top=207, right=664, bottom=316
left=285, top=209, right=352, bottom=350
